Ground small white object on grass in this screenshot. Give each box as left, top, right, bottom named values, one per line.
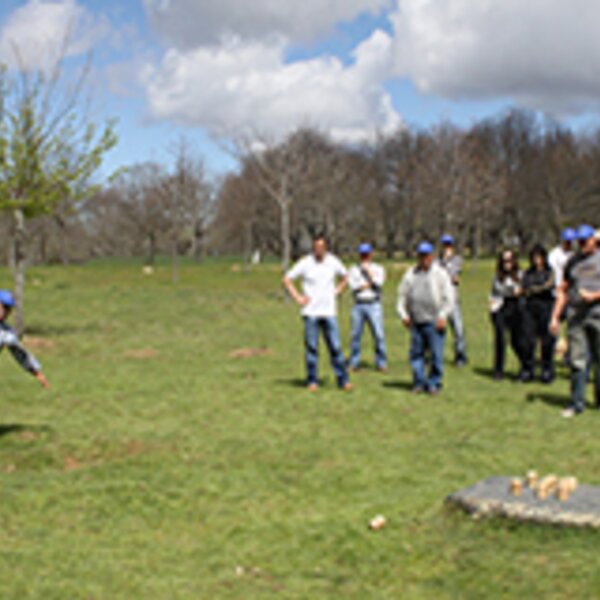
left=369, top=515, right=386, bottom=531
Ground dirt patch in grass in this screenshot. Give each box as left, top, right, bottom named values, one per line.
left=124, top=347, right=160, bottom=359
left=64, top=455, right=81, bottom=472
left=229, top=347, right=273, bottom=359
left=19, top=431, right=38, bottom=442
left=23, top=336, right=56, bottom=350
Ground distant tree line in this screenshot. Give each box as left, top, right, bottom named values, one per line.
left=2, top=108, right=600, bottom=275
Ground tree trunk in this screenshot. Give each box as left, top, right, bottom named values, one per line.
left=12, top=207, right=27, bottom=335
left=171, top=237, right=179, bottom=285
left=146, top=231, right=156, bottom=266
left=193, top=220, right=205, bottom=262
left=280, top=200, right=291, bottom=272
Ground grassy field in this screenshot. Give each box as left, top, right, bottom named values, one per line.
left=1, top=257, right=599, bottom=599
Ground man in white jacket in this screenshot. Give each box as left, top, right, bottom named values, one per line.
left=397, top=241, right=454, bottom=394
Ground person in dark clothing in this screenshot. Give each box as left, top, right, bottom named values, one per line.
left=489, top=249, right=526, bottom=380
left=521, top=244, right=556, bottom=383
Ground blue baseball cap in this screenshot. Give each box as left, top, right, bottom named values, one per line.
left=440, top=234, right=455, bottom=245
left=417, top=241, right=434, bottom=255
left=561, top=228, right=577, bottom=242
left=577, top=224, right=596, bottom=241
left=0, top=290, right=15, bottom=308
left=357, top=243, right=373, bottom=255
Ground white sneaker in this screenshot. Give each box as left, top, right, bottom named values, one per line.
left=561, top=407, right=576, bottom=418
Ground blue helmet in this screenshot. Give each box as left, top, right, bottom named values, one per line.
left=577, top=224, right=596, bottom=241
left=440, top=234, right=455, bottom=246
left=357, top=242, right=373, bottom=255
left=561, top=228, right=577, bottom=242
left=417, top=241, right=434, bottom=255
left=0, top=290, right=15, bottom=308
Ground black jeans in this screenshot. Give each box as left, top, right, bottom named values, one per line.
left=522, top=299, right=556, bottom=377
left=491, top=299, right=524, bottom=376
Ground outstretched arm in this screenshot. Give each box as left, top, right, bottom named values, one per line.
left=1, top=330, right=50, bottom=388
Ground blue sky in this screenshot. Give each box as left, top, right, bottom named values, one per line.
left=0, top=0, right=598, bottom=181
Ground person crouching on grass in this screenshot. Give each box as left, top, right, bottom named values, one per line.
left=283, top=234, right=352, bottom=392
left=0, top=290, right=50, bottom=389
left=397, top=241, right=454, bottom=395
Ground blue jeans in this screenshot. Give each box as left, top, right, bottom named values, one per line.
left=349, top=302, right=387, bottom=369
left=568, top=314, right=600, bottom=413
left=410, top=322, right=446, bottom=391
left=448, top=298, right=468, bottom=363
left=304, top=317, right=349, bottom=387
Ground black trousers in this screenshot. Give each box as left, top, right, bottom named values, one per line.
left=522, top=299, right=556, bottom=375
left=491, top=299, right=524, bottom=375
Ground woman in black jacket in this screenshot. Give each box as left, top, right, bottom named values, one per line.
left=490, top=249, right=526, bottom=380
left=521, top=244, right=556, bottom=383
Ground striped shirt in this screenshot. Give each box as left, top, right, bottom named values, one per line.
left=0, top=322, right=41, bottom=374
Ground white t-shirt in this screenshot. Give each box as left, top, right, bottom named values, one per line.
left=348, top=262, right=385, bottom=302
left=286, top=253, right=347, bottom=317
left=549, top=245, right=572, bottom=290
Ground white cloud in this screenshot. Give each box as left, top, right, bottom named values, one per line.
left=141, top=30, right=401, bottom=142
left=391, top=0, right=600, bottom=114
left=0, top=0, right=109, bottom=70
left=144, top=0, right=392, bottom=48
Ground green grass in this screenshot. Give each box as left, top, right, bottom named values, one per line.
left=0, top=257, right=599, bottom=599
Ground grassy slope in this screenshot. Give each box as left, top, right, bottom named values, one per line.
left=0, top=258, right=598, bottom=599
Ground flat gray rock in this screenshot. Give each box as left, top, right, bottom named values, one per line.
left=446, top=476, right=600, bottom=528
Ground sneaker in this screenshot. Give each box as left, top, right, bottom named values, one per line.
left=307, top=383, right=319, bottom=392
left=412, top=387, right=425, bottom=394
left=342, top=382, right=353, bottom=392
left=455, top=359, right=467, bottom=368
left=428, top=388, right=440, bottom=396
left=376, top=366, right=389, bottom=373
left=493, top=372, right=504, bottom=381
left=540, top=371, right=555, bottom=385
left=518, top=371, right=534, bottom=383
left=561, top=407, right=577, bottom=418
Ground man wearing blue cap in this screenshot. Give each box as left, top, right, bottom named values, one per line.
left=551, top=225, right=600, bottom=417
left=438, top=234, right=468, bottom=366
left=283, top=233, right=351, bottom=392
left=0, top=290, right=50, bottom=388
left=397, top=241, right=454, bottom=394
left=347, top=243, right=387, bottom=372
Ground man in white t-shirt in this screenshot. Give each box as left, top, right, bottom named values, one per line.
left=283, top=234, right=351, bottom=391
left=549, top=227, right=576, bottom=293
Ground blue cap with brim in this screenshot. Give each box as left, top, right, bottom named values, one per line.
left=561, top=228, right=577, bottom=242
left=577, top=224, right=596, bottom=241
left=357, top=243, right=373, bottom=255
left=0, top=290, right=15, bottom=308
left=417, top=241, right=434, bottom=255
left=440, top=234, right=454, bottom=245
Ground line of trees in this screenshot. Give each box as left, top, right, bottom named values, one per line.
left=214, top=111, right=600, bottom=264
left=3, top=107, right=600, bottom=299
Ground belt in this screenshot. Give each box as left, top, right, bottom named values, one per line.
left=355, top=298, right=380, bottom=305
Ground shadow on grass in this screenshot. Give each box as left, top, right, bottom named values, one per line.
left=275, top=378, right=308, bottom=389
left=0, top=424, right=51, bottom=438
left=526, top=392, right=569, bottom=409
left=472, top=366, right=519, bottom=382
left=382, top=381, right=414, bottom=391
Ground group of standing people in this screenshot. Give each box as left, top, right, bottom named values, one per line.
left=489, top=225, right=600, bottom=417
left=283, top=233, right=467, bottom=395
left=284, top=224, right=600, bottom=419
